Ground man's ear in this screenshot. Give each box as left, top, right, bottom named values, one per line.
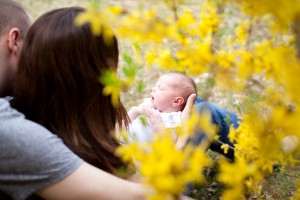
left=7, top=28, right=21, bottom=55
left=172, top=97, right=185, bottom=107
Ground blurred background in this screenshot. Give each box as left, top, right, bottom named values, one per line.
left=15, top=1, right=299, bottom=199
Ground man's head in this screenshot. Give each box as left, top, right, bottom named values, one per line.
left=151, top=72, right=197, bottom=112
left=0, top=0, right=32, bottom=96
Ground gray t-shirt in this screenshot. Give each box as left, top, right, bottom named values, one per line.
left=0, top=99, right=83, bottom=200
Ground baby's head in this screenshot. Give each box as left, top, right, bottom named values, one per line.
left=151, top=72, right=197, bottom=112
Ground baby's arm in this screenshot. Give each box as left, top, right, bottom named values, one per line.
left=129, top=103, right=164, bottom=134
left=128, top=107, right=141, bottom=122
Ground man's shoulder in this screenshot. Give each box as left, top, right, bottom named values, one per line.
left=0, top=98, right=11, bottom=111
left=0, top=98, right=24, bottom=126
left=0, top=98, right=48, bottom=142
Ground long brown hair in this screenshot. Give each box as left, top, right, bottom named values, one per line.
left=13, top=7, right=129, bottom=173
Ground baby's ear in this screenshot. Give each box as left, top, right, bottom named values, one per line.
left=172, top=97, right=185, bottom=107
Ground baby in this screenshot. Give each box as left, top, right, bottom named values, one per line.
left=127, top=72, right=197, bottom=142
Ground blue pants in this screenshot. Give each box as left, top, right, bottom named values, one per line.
left=188, top=97, right=240, bottom=160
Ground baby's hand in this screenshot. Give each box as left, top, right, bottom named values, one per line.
left=147, top=107, right=162, bottom=124
left=147, top=107, right=164, bottom=133
left=136, top=98, right=152, bottom=116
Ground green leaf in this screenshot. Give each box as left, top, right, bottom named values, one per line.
left=122, top=53, right=133, bottom=65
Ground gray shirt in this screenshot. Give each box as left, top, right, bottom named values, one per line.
left=0, top=99, right=83, bottom=200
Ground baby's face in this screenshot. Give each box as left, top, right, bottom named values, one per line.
left=151, top=74, right=179, bottom=112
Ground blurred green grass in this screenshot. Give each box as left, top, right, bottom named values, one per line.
left=17, top=0, right=87, bottom=19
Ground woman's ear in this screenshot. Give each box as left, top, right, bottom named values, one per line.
left=172, top=97, right=185, bottom=107
left=7, top=28, right=21, bottom=55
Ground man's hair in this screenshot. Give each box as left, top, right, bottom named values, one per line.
left=0, top=0, right=31, bottom=38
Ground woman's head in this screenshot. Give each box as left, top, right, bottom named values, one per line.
left=13, top=7, right=129, bottom=173
left=18, top=7, right=119, bottom=95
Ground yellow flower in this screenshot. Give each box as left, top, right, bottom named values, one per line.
left=99, top=70, right=122, bottom=107
left=145, top=49, right=157, bottom=65
left=106, top=5, right=123, bottom=15
left=75, top=5, right=114, bottom=44
left=221, top=144, right=229, bottom=154
left=116, top=131, right=211, bottom=199
left=235, top=20, right=250, bottom=45
left=157, top=49, right=178, bottom=70
left=176, top=9, right=195, bottom=30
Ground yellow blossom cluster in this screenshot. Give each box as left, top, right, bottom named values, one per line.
left=99, top=70, right=122, bottom=107
left=75, top=2, right=114, bottom=42
left=117, top=110, right=216, bottom=199
left=221, top=0, right=300, bottom=31
left=117, top=132, right=212, bottom=200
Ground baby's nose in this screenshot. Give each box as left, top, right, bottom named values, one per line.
left=152, top=86, right=156, bottom=92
